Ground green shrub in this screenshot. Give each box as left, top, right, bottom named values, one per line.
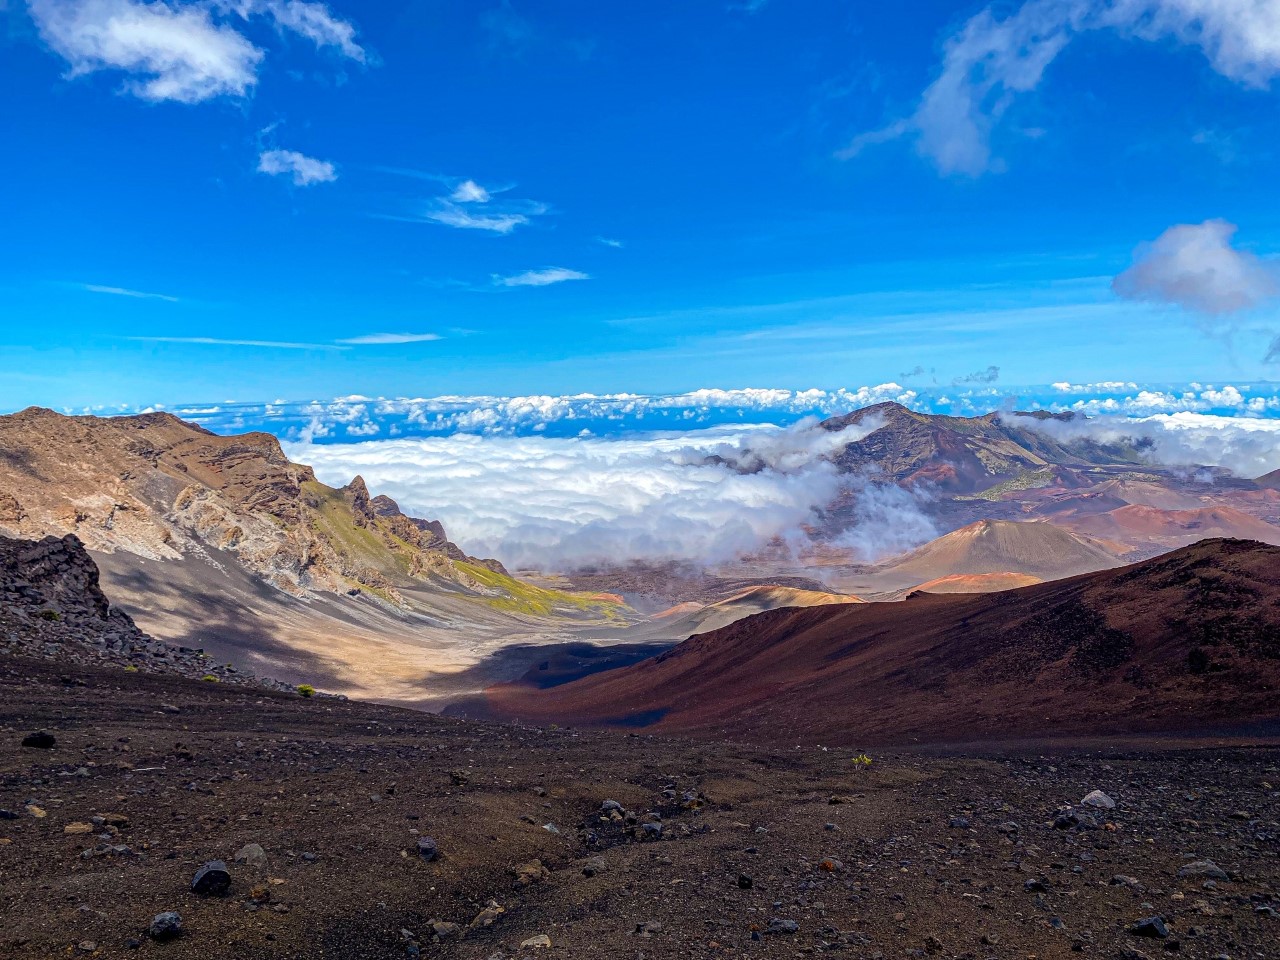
left=201, top=674, right=220, bottom=683
left=38, top=609, right=61, bottom=622
left=123, top=665, right=139, bottom=673
left=297, top=684, right=316, bottom=698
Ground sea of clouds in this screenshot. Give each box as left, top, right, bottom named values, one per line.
left=101, top=381, right=1280, bottom=570
left=285, top=418, right=939, bottom=570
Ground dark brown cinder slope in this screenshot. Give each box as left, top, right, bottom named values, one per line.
left=484, top=539, right=1280, bottom=745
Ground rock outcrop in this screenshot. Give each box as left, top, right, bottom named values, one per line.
left=0, top=533, right=287, bottom=687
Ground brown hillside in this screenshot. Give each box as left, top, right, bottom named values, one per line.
left=485, top=539, right=1280, bottom=745
left=883, top=519, right=1124, bottom=580
left=1064, top=504, right=1280, bottom=548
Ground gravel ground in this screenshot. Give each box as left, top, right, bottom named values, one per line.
left=0, top=654, right=1277, bottom=960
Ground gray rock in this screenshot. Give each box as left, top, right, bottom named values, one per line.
left=416, top=837, right=439, bottom=861
left=1080, top=789, right=1115, bottom=809
left=1178, top=860, right=1228, bottom=881
left=767, top=918, right=799, bottom=935
left=148, top=912, right=182, bottom=940
left=233, top=843, right=267, bottom=868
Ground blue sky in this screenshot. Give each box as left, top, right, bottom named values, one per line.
left=3, top=0, right=1280, bottom=412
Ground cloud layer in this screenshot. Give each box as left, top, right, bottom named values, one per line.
left=285, top=418, right=925, bottom=570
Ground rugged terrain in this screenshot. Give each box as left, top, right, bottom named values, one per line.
left=1, top=654, right=1277, bottom=960
left=0, top=408, right=629, bottom=701
left=484, top=540, right=1280, bottom=744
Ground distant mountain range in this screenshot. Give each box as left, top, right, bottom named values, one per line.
left=3, top=402, right=1279, bottom=715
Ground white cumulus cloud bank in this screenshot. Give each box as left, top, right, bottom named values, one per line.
left=843, top=0, right=1280, bottom=176
left=257, top=148, right=337, bottom=186
left=1017, top=410, right=1280, bottom=478
left=284, top=419, right=935, bottom=570
left=27, top=0, right=363, bottom=104
left=1113, top=219, right=1279, bottom=315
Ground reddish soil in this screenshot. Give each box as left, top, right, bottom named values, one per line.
left=484, top=540, right=1280, bottom=745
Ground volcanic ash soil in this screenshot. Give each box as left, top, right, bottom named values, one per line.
left=0, top=655, right=1277, bottom=959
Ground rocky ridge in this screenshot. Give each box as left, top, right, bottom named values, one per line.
left=0, top=533, right=293, bottom=691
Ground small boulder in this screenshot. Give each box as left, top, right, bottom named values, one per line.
left=521, top=934, right=552, bottom=949
left=512, top=859, right=550, bottom=889
left=1130, top=917, right=1169, bottom=939
left=767, top=918, right=799, bottom=935
left=416, top=837, right=439, bottom=861
left=21, top=731, right=56, bottom=750
left=234, top=843, right=267, bottom=869
left=1178, top=860, right=1228, bottom=881
left=1081, top=790, right=1116, bottom=809
left=148, top=912, right=182, bottom=941
left=191, top=860, right=231, bottom=896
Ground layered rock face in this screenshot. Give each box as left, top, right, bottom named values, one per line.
left=0, top=407, right=500, bottom=599
left=0, top=532, right=292, bottom=688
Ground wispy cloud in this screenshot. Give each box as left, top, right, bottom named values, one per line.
left=842, top=0, right=1280, bottom=176
left=82, top=284, right=179, bottom=302
left=381, top=171, right=545, bottom=234
left=336, top=332, right=444, bottom=345
left=493, top=267, right=590, bottom=287
left=952, top=364, right=1000, bottom=385
left=450, top=179, right=491, bottom=202
left=28, top=0, right=365, bottom=104
left=596, top=236, right=624, bottom=248
left=425, top=202, right=539, bottom=234
left=127, top=336, right=343, bottom=350
left=257, top=149, right=338, bottom=186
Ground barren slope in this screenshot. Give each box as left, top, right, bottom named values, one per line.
left=485, top=539, right=1280, bottom=744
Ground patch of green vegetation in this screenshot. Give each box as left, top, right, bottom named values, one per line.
left=297, top=684, right=316, bottom=698
left=454, top=561, right=628, bottom=620
left=962, top=468, right=1057, bottom=502
left=38, top=609, right=61, bottom=622
left=201, top=674, right=220, bottom=683
left=302, top=481, right=411, bottom=576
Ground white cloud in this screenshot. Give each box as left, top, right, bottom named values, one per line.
left=450, top=179, right=491, bottom=203
left=28, top=0, right=363, bottom=104
left=82, top=283, right=179, bottom=302
left=844, top=0, right=1280, bottom=176
left=257, top=148, right=337, bottom=186
left=423, top=200, right=543, bottom=234
left=227, top=0, right=365, bottom=62
left=1020, top=409, right=1280, bottom=477
left=285, top=418, right=922, bottom=570
left=29, top=0, right=264, bottom=103
left=493, top=267, right=590, bottom=288
left=596, top=236, right=624, bottom=248
left=337, top=332, right=443, bottom=345
left=1113, top=219, right=1278, bottom=315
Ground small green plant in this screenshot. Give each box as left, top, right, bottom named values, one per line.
left=297, top=684, right=316, bottom=698
left=123, top=665, right=139, bottom=673
left=201, top=674, right=220, bottom=683
left=38, top=609, right=61, bottom=622
left=851, top=753, right=873, bottom=768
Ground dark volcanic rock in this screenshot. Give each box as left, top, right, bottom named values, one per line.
left=20, top=731, right=55, bottom=749
left=191, top=861, right=232, bottom=896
